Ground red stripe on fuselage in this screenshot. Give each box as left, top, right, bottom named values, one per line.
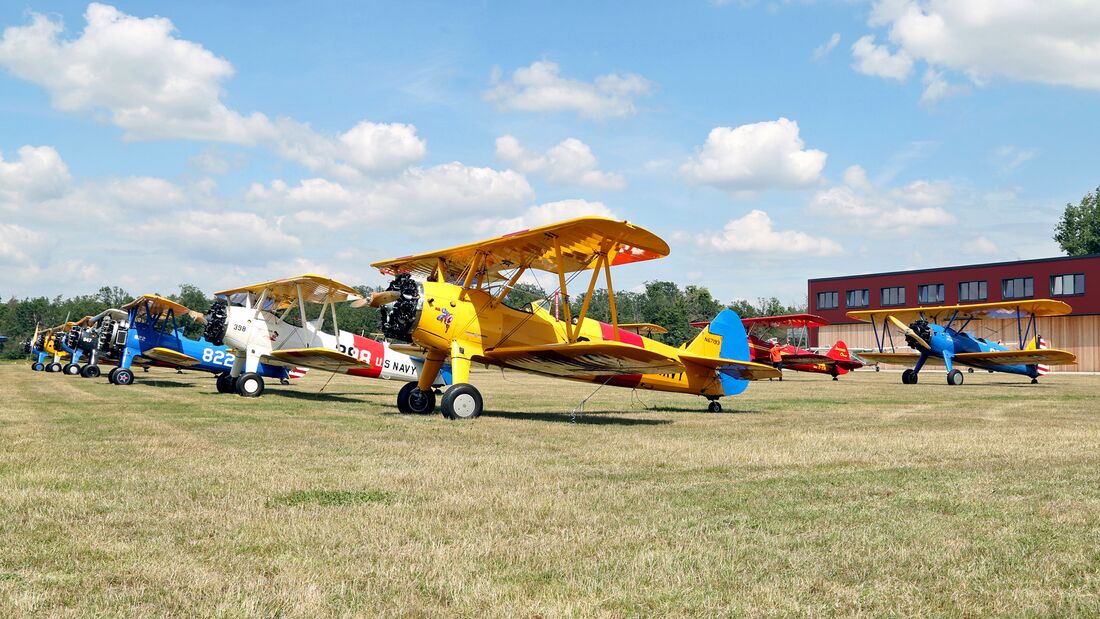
left=599, top=322, right=644, bottom=347
left=345, top=333, right=385, bottom=378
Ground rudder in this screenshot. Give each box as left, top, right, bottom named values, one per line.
left=688, top=309, right=751, bottom=396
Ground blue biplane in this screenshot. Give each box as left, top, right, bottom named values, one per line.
left=849, top=299, right=1076, bottom=385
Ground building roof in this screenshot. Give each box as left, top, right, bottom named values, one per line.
left=808, top=253, right=1100, bottom=284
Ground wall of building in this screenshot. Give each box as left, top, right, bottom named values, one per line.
left=818, top=314, right=1099, bottom=372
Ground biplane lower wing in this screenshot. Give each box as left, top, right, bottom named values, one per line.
left=954, top=349, right=1077, bottom=367
left=264, top=348, right=373, bottom=372
left=140, top=347, right=202, bottom=367
left=678, top=351, right=781, bottom=380
left=484, top=341, right=682, bottom=377
left=858, top=352, right=942, bottom=366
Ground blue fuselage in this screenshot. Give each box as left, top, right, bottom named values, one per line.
left=921, top=324, right=1038, bottom=378
left=121, top=320, right=290, bottom=380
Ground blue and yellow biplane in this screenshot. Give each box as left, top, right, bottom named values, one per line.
left=849, top=299, right=1076, bottom=385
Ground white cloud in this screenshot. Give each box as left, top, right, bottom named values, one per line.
left=993, top=145, right=1037, bottom=173
left=851, top=34, right=913, bottom=81
left=919, top=68, right=969, bottom=105
left=809, top=164, right=956, bottom=230
left=0, top=4, right=427, bottom=177
left=484, top=60, right=652, bottom=119
left=495, top=135, right=625, bottom=190
left=858, top=1, right=1100, bottom=99
left=0, top=223, right=45, bottom=266
left=697, top=210, right=843, bottom=256
left=681, top=118, right=827, bottom=191
left=135, top=211, right=300, bottom=266
left=189, top=146, right=243, bottom=175
left=475, top=199, right=617, bottom=236
left=0, top=145, right=72, bottom=209
left=813, top=33, right=841, bottom=60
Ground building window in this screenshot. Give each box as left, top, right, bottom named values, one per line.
left=1051, top=273, right=1085, bottom=296
left=816, top=291, right=838, bottom=310
left=846, top=289, right=869, bottom=308
left=1002, top=277, right=1034, bottom=299
left=917, top=283, right=944, bottom=304
left=959, top=280, right=987, bottom=302
left=881, top=286, right=906, bottom=306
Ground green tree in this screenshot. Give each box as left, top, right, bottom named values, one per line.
left=1055, top=186, right=1100, bottom=255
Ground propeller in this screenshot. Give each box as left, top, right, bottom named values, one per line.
left=887, top=315, right=930, bottom=350
left=366, top=290, right=401, bottom=308
left=188, top=310, right=207, bottom=323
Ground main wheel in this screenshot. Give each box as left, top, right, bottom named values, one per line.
left=107, top=367, right=120, bottom=384
left=707, top=400, right=722, bottom=413
left=441, top=384, right=482, bottom=420
left=1031, top=377, right=1039, bottom=384
left=216, top=374, right=235, bottom=393
left=397, top=382, right=436, bottom=414
left=947, top=369, right=964, bottom=386
left=32, top=362, right=44, bottom=371
left=63, top=363, right=80, bottom=375
left=80, top=364, right=101, bottom=378
left=113, top=368, right=134, bottom=386
left=46, top=363, right=61, bottom=373
left=902, top=369, right=918, bottom=384
left=236, top=373, right=265, bottom=397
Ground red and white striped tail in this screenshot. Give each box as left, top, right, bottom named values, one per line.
left=288, top=367, right=308, bottom=379
left=1037, top=336, right=1049, bottom=376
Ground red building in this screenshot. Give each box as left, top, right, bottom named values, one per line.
left=807, top=254, right=1100, bottom=372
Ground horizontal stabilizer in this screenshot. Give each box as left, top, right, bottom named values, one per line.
left=679, top=351, right=780, bottom=381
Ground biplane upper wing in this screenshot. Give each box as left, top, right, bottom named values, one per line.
left=371, top=217, right=670, bottom=283
left=618, top=323, right=668, bottom=335
left=483, top=341, right=683, bottom=377
left=215, top=274, right=364, bottom=311
left=954, top=349, right=1077, bottom=367
left=678, top=351, right=781, bottom=380
left=140, top=347, right=202, bottom=367
left=123, top=294, right=205, bottom=321
left=740, top=313, right=830, bottom=329
left=847, top=299, right=1072, bottom=324
left=263, top=347, right=373, bottom=372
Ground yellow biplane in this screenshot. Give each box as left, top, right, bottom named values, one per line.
left=848, top=299, right=1076, bottom=385
left=369, top=217, right=779, bottom=419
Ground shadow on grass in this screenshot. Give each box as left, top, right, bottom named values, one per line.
left=136, top=379, right=204, bottom=388
left=644, top=406, right=766, bottom=415
left=481, top=410, right=672, bottom=425
left=264, top=390, right=363, bottom=403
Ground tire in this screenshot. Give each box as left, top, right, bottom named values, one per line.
left=32, top=362, right=44, bottom=372
left=967, top=368, right=974, bottom=374
left=441, top=384, right=482, bottom=420
left=114, top=368, right=134, bottom=386
left=107, top=367, right=120, bottom=384
left=63, top=363, right=80, bottom=375
left=398, top=382, right=436, bottom=415
left=80, top=365, right=101, bottom=379
left=46, top=363, right=61, bottom=373
left=236, top=372, right=264, bottom=397
left=902, top=369, right=918, bottom=384
left=216, top=375, right=235, bottom=394
left=947, top=370, right=964, bottom=386
left=707, top=400, right=722, bottom=413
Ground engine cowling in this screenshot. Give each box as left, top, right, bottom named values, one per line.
left=379, top=274, right=423, bottom=342
left=202, top=298, right=229, bottom=345
left=905, top=319, right=931, bottom=350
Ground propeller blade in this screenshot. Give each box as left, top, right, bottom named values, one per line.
left=887, top=315, right=930, bottom=350
left=368, top=290, right=401, bottom=308
left=188, top=310, right=207, bottom=324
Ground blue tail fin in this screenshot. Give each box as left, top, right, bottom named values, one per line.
left=686, top=308, right=751, bottom=396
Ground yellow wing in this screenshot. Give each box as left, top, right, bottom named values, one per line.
left=140, top=347, right=202, bottom=367
left=848, top=299, right=1072, bottom=324
left=372, top=217, right=670, bottom=283
left=483, top=341, right=683, bottom=377
left=263, top=348, right=372, bottom=372
left=618, top=323, right=668, bottom=336
left=678, top=352, right=781, bottom=380
left=215, top=274, right=363, bottom=310
left=123, top=294, right=202, bottom=320
left=954, top=349, right=1077, bottom=367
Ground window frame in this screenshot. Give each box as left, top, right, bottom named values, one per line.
left=845, top=288, right=869, bottom=308
left=1050, top=273, right=1085, bottom=297
left=917, top=283, right=945, bottom=305
left=958, top=280, right=987, bottom=303
left=816, top=291, right=839, bottom=310
left=880, top=286, right=906, bottom=307
left=1002, top=276, right=1034, bottom=300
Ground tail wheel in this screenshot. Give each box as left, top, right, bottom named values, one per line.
left=114, top=368, right=134, bottom=386
left=442, top=384, right=482, bottom=420
left=236, top=373, right=264, bottom=397
left=707, top=400, right=722, bottom=413
left=32, top=362, right=44, bottom=372
left=902, top=369, right=918, bottom=384
left=80, top=365, right=101, bottom=379
left=397, top=382, right=436, bottom=414
left=216, top=374, right=235, bottom=394
left=947, top=369, right=964, bottom=386
left=63, top=363, right=80, bottom=375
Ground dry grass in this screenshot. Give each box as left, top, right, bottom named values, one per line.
left=2, top=364, right=1100, bottom=617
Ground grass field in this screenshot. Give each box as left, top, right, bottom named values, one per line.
left=3, top=364, right=1100, bottom=617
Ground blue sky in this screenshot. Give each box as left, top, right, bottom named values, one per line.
left=2, top=1, right=1098, bottom=304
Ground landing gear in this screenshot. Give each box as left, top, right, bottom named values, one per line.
left=874, top=365, right=881, bottom=372
left=967, top=368, right=974, bottom=373
left=280, top=378, right=290, bottom=386
left=46, top=363, right=61, bottom=373
left=830, top=371, right=839, bottom=381
left=442, top=384, right=483, bottom=420
left=397, top=382, right=436, bottom=414
left=216, top=374, right=235, bottom=393
left=63, top=363, right=80, bottom=375
left=947, top=369, right=964, bottom=386
left=111, top=368, right=134, bottom=385
left=236, top=373, right=264, bottom=397
left=31, top=362, right=44, bottom=371
left=80, top=364, right=100, bottom=378
left=707, top=400, right=722, bottom=413
left=1031, top=378, right=1039, bottom=384
left=902, top=369, right=918, bottom=384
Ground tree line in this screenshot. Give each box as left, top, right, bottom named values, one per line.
left=0, top=281, right=805, bottom=359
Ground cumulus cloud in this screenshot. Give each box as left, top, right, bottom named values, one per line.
left=809, top=164, right=956, bottom=230
left=0, top=145, right=72, bottom=209
left=484, top=60, right=652, bottom=119
left=135, top=211, right=300, bottom=266
left=0, top=223, right=45, bottom=266
left=851, top=34, right=913, bottom=81
left=495, top=135, right=625, bottom=190
left=919, top=68, right=969, bottom=105
left=697, top=210, right=843, bottom=256
left=856, top=0, right=1100, bottom=100
left=475, top=199, right=617, bottom=236
left=681, top=118, right=827, bottom=191
left=0, top=4, right=427, bottom=177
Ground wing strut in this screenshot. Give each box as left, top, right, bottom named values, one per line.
left=603, top=252, right=619, bottom=341
left=553, top=239, right=574, bottom=340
